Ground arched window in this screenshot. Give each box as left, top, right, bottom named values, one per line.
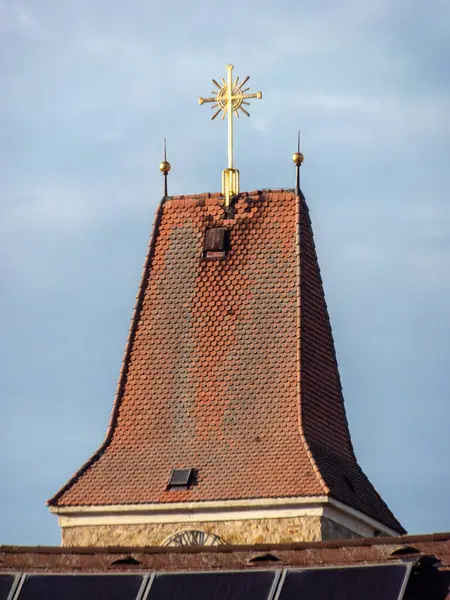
left=162, top=530, right=226, bottom=547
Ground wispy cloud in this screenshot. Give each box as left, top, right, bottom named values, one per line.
left=0, top=0, right=449, bottom=544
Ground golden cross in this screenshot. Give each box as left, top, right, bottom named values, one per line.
left=198, top=64, right=262, bottom=206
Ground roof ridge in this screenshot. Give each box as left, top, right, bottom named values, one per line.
left=295, top=193, right=330, bottom=496
left=300, top=198, right=356, bottom=459
left=47, top=197, right=167, bottom=506
left=164, top=189, right=295, bottom=209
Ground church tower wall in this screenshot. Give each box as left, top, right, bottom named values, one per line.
left=60, top=516, right=365, bottom=547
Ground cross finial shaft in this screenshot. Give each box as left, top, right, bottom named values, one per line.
left=198, top=64, right=262, bottom=206
left=226, top=65, right=234, bottom=170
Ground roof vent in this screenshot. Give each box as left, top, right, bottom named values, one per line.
left=110, top=555, right=141, bottom=565
left=167, top=468, right=195, bottom=489
left=248, top=553, right=281, bottom=564
left=203, top=228, right=229, bottom=260
left=390, top=546, right=420, bottom=556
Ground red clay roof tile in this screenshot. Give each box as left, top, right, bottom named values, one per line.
left=48, top=190, right=404, bottom=533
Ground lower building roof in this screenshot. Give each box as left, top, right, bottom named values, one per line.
left=1, top=533, right=449, bottom=600
left=1, top=532, right=449, bottom=572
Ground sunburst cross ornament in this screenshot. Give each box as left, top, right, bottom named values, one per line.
left=198, top=64, right=262, bottom=207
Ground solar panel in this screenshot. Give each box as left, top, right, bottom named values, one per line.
left=146, top=571, right=278, bottom=600
left=278, top=564, right=410, bottom=600
left=0, top=575, right=16, bottom=600
left=16, top=574, right=145, bottom=600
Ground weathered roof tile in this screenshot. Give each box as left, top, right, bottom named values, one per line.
left=48, top=190, right=403, bottom=533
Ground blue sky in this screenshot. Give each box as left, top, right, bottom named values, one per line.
left=1, top=0, right=449, bottom=545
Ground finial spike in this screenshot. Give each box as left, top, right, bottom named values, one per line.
left=159, top=137, right=171, bottom=198
left=292, top=130, right=304, bottom=196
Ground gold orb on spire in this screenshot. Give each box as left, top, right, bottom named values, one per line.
left=292, top=151, right=304, bottom=166
left=160, top=137, right=171, bottom=176
left=159, top=160, right=171, bottom=175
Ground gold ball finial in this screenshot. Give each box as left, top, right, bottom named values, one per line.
left=292, top=151, right=304, bottom=166
left=159, top=160, right=171, bottom=175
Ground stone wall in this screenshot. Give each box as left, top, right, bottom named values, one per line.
left=321, top=517, right=361, bottom=540
left=61, top=515, right=359, bottom=547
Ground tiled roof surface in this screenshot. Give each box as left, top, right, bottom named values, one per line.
left=49, top=190, right=403, bottom=533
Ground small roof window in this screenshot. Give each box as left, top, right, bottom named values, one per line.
left=167, top=468, right=195, bottom=489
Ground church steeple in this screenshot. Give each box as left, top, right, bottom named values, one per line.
left=48, top=66, right=403, bottom=547
left=48, top=185, right=404, bottom=545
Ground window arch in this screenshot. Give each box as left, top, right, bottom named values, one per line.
left=162, top=530, right=227, bottom=547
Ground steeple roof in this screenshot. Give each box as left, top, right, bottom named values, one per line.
left=49, top=189, right=404, bottom=534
